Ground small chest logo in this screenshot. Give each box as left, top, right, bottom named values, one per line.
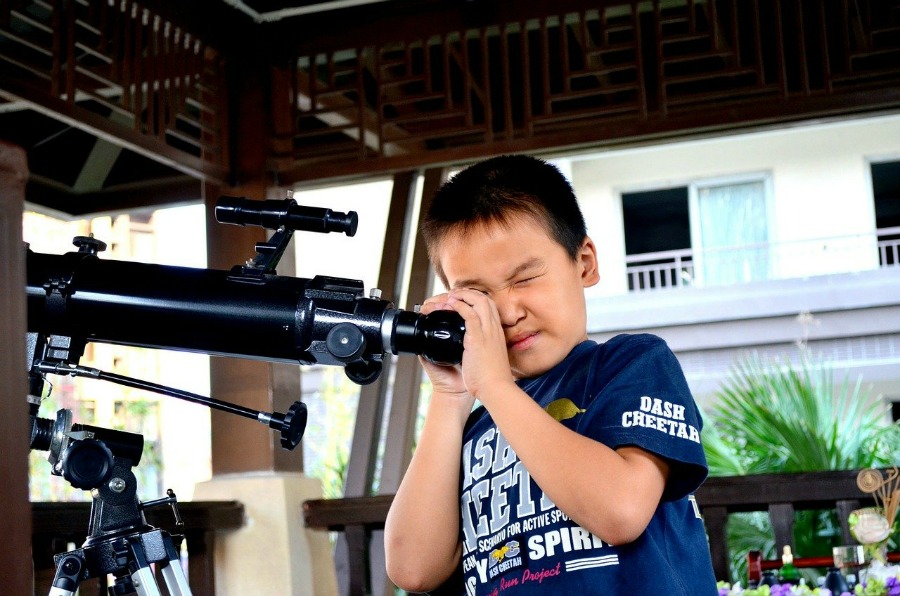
left=488, top=540, right=524, bottom=578
left=544, top=398, right=586, bottom=421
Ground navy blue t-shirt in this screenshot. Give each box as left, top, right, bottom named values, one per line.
left=437, top=334, right=717, bottom=595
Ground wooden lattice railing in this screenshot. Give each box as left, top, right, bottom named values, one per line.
left=0, top=0, right=228, bottom=181
left=304, top=470, right=885, bottom=592
left=282, top=0, right=900, bottom=182
left=32, top=499, right=244, bottom=594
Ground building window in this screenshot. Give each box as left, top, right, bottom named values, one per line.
left=622, top=173, right=772, bottom=290
left=873, top=160, right=900, bottom=266
left=622, top=187, right=691, bottom=290
left=689, top=175, right=771, bottom=286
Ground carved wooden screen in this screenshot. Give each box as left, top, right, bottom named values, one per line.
left=283, top=0, right=900, bottom=183
left=0, top=0, right=227, bottom=180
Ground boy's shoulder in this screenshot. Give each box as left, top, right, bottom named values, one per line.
left=520, top=333, right=672, bottom=393
left=603, top=332, right=668, bottom=350
left=580, top=333, right=671, bottom=365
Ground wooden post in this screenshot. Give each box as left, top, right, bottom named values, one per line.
left=0, top=141, right=34, bottom=593
left=203, top=56, right=303, bottom=475
left=371, top=166, right=448, bottom=596
left=194, top=62, right=337, bottom=595
left=336, top=170, right=419, bottom=596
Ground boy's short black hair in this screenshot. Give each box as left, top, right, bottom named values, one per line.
left=421, top=154, right=588, bottom=281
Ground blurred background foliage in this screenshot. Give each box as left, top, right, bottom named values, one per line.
left=701, top=351, right=900, bottom=584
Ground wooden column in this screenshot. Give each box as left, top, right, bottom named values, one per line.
left=378, top=167, right=447, bottom=494
left=371, top=166, right=447, bottom=596
left=0, top=141, right=33, bottom=593
left=335, top=170, right=419, bottom=596
left=204, top=57, right=302, bottom=474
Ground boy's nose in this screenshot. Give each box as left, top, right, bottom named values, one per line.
left=495, top=292, right=525, bottom=327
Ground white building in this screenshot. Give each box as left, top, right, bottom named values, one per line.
left=560, top=112, right=900, bottom=406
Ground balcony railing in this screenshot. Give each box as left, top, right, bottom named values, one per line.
left=625, top=227, right=900, bottom=292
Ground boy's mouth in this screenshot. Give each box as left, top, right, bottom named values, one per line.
left=507, top=332, right=537, bottom=351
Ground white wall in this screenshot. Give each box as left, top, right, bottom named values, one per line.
left=568, top=113, right=900, bottom=299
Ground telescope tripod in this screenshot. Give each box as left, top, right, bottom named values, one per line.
left=47, top=454, right=191, bottom=596
left=50, top=527, right=190, bottom=596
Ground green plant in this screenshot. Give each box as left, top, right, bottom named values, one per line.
left=702, top=351, right=900, bottom=583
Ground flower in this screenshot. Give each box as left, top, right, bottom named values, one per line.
left=854, top=569, right=900, bottom=596
left=851, top=509, right=893, bottom=545
left=716, top=581, right=850, bottom=596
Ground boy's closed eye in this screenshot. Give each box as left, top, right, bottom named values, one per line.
left=452, top=286, right=490, bottom=296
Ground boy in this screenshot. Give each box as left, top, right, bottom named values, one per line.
left=384, top=155, right=717, bottom=595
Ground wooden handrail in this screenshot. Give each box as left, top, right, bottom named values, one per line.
left=304, top=470, right=883, bottom=591
left=303, top=494, right=393, bottom=531
left=694, top=470, right=879, bottom=582
left=32, top=500, right=244, bottom=594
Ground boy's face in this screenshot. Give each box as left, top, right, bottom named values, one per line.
left=434, top=214, right=599, bottom=379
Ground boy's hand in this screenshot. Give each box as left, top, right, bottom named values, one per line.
left=418, top=294, right=474, bottom=412
left=444, top=288, right=516, bottom=400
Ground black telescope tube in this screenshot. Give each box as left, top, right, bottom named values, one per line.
left=25, top=247, right=464, bottom=372
left=26, top=249, right=381, bottom=365
left=215, top=196, right=358, bottom=236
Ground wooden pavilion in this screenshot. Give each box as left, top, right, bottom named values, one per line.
left=2, top=0, right=899, bottom=593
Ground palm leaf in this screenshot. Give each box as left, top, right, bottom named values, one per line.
left=701, top=350, right=900, bottom=584
left=706, top=351, right=899, bottom=475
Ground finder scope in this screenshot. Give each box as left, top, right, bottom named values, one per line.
left=215, top=196, right=358, bottom=236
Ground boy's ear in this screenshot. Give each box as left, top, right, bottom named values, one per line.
left=579, top=237, right=601, bottom=288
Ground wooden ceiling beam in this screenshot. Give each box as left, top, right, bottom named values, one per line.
left=0, top=79, right=227, bottom=183
left=267, top=0, right=634, bottom=56
left=279, top=87, right=900, bottom=185
left=25, top=174, right=201, bottom=218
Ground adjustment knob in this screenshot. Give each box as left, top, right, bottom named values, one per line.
left=72, top=236, right=107, bottom=255
left=61, top=439, right=114, bottom=490
left=326, top=323, right=367, bottom=362
left=279, top=401, right=308, bottom=450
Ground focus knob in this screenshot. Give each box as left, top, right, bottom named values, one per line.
left=61, top=439, right=114, bottom=490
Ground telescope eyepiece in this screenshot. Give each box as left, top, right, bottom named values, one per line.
left=215, top=196, right=358, bottom=236
left=389, top=309, right=465, bottom=366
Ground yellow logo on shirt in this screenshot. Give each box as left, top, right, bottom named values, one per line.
left=544, top=398, right=585, bottom=421
left=490, top=541, right=520, bottom=562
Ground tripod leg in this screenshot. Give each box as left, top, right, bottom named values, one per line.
left=123, top=530, right=192, bottom=596
left=123, top=537, right=164, bottom=596
left=158, top=533, right=192, bottom=596
left=49, top=552, right=85, bottom=596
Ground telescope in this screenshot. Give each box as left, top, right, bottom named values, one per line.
left=25, top=195, right=466, bottom=595
left=25, top=195, right=465, bottom=451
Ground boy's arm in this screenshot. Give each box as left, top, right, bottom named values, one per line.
left=479, top=382, right=669, bottom=545
left=445, top=288, right=670, bottom=545
left=384, top=391, right=469, bottom=592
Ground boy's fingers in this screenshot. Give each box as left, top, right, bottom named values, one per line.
left=446, top=289, right=502, bottom=336
left=419, top=293, right=452, bottom=314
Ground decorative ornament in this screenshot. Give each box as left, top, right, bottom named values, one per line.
left=852, top=466, right=900, bottom=565
left=544, top=398, right=586, bottom=422
left=856, top=467, right=900, bottom=531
